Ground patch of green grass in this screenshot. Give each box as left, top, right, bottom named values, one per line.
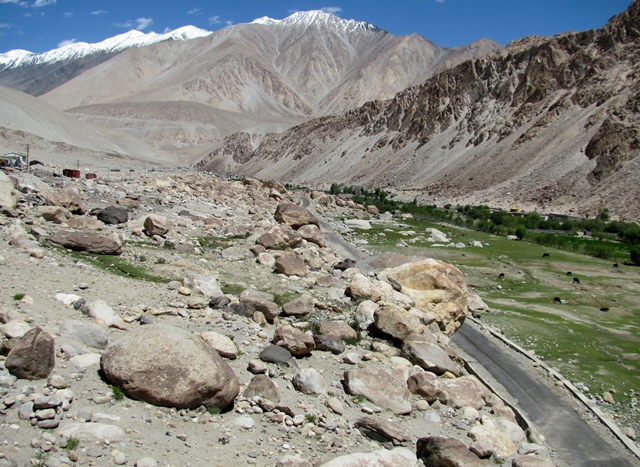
left=70, top=252, right=171, bottom=283
left=305, top=414, right=317, bottom=423
left=272, top=291, right=298, bottom=306
left=207, top=406, right=221, bottom=415
left=197, top=236, right=232, bottom=249
left=221, top=283, right=245, bottom=296
left=111, top=385, right=125, bottom=401
left=12, top=293, right=25, bottom=301
left=352, top=394, right=365, bottom=404
left=32, top=450, right=49, bottom=467
left=65, top=436, right=80, bottom=451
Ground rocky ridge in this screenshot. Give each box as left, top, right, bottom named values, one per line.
left=196, top=0, right=640, bottom=220
left=0, top=168, right=557, bottom=466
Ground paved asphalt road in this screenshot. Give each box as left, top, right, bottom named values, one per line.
left=452, top=323, right=636, bottom=466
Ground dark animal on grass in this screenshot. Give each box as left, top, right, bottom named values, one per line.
left=600, top=307, right=610, bottom=312
left=573, top=277, right=580, bottom=284
left=613, top=263, right=618, bottom=268
left=553, top=297, right=562, bottom=303
left=542, top=253, right=550, bottom=258
left=498, top=273, right=505, bottom=279
left=566, top=271, right=572, bottom=276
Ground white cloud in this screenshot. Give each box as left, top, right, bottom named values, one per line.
left=90, top=10, right=107, bottom=15
left=225, top=20, right=233, bottom=26
left=63, top=11, right=72, bottom=18
left=187, top=8, right=201, bottom=15
left=114, top=17, right=153, bottom=31
left=208, top=15, right=221, bottom=25
left=435, top=0, right=445, bottom=3
left=0, top=0, right=21, bottom=4
left=135, top=17, right=153, bottom=30
left=33, top=0, right=56, bottom=6
left=58, top=38, right=76, bottom=47
left=321, top=6, right=342, bottom=14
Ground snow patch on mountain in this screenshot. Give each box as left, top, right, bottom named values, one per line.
left=0, top=26, right=211, bottom=69
left=251, top=10, right=380, bottom=33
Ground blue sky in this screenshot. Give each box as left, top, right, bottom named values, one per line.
left=0, top=0, right=633, bottom=54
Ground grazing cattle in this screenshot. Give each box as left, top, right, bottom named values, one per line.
left=566, top=271, right=572, bottom=276
left=600, top=307, right=610, bottom=312
left=498, top=273, right=505, bottom=279
left=613, top=263, right=619, bottom=268
left=573, top=277, right=581, bottom=284
left=542, top=253, right=550, bottom=258
left=553, top=297, right=562, bottom=303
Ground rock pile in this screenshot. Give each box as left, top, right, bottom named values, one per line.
left=0, top=170, right=555, bottom=466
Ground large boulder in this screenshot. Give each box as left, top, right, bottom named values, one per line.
left=256, top=225, right=303, bottom=250
left=49, top=231, right=122, bottom=255
left=96, top=206, right=129, bottom=225
left=275, top=253, right=308, bottom=277
left=272, top=326, right=315, bottom=356
left=416, top=436, right=483, bottom=467
left=318, top=447, right=417, bottom=467
left=0, top=171, right=17, bottom=209
left=59, top=320, right=109, bottom=350
left=38, top=187, right=84, bottom=213
left=440, top=376, right=492, bottom=409
left=143, top=214, right=171, bottom=237
left=274, top=203, right=319, bottom=229
left=379, top=259, right=468, bottom=335
left=100, top=324, right=239, bottom=409
left=402, top=333, right=461, bottom=375
left=5, top=327, right=55, bottom=380
left=374, top=302, right=424, bottom=342
left=343, top=366, right=412, bottom=415
left=296, top=224, right=326, bottom=247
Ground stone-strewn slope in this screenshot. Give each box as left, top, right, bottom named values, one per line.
left=196, top=1, right=640, bottom=220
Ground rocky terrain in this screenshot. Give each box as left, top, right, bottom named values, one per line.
left=0, top=167, right=571, bottom=467
left=196, top=0, right=640, bottom=221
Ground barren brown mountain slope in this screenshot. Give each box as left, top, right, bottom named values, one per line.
left=196, top=1, right=640, bottom=221
left=34, top=11, right=500, bottom=157
left=0, top=85, right=173, bottom=167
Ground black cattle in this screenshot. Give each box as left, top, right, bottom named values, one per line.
left=600, top=307, right=610, bottom=312
left=573, top=277, right=581, bottom=284
left=613, top=263, right=619, bottom=268
left=498, top=273, right=505, bottom=279
left=542, top=253, right=550, bottom=258
left=566, top=271, right=572, bottom=276
left=553, top=297, right=562, bottom=303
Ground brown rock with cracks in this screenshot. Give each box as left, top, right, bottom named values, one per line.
left=49, top=231, right=122, bottom=255
left=379, top=259, right=468, bottom=335
left=275, top=253, right=308, bottom=277
left=354, top=416, right=409, bottom=445
left=272, top=325, right=315, bottom=356
left=374, top=302, right=424, bottom=341
left=274, top=202, right=319, bottom=229
left=244, top=375, right=280, bottom=402
left=6, top=327, right=55, bottom=380
left=407, top=371, right=444, bottom=402
left=343, top=366, right=412, bottom=415
left=100, top=324, right=239, bottom=410
left=416, top=436, right=484, bottom=466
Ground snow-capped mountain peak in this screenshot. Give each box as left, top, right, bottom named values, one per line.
left=250, top=10, right=380, bottom=33
left=0, top=26, right=212, bottom=69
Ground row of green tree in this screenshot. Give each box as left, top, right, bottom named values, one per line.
left=329, top=184, right=640, bottom=263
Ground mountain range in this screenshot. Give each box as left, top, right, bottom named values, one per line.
left=1, top=5, right=639, bottom=219
left=0, top=10, right=501, bottom=160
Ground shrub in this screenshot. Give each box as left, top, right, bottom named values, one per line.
left=111, top=385, right=125, bottom=401
left=631, top=246, right=640, bottom=265
left=12, top=293, right=25, bottom=301
left=65, top=436, right=80, bottom=451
